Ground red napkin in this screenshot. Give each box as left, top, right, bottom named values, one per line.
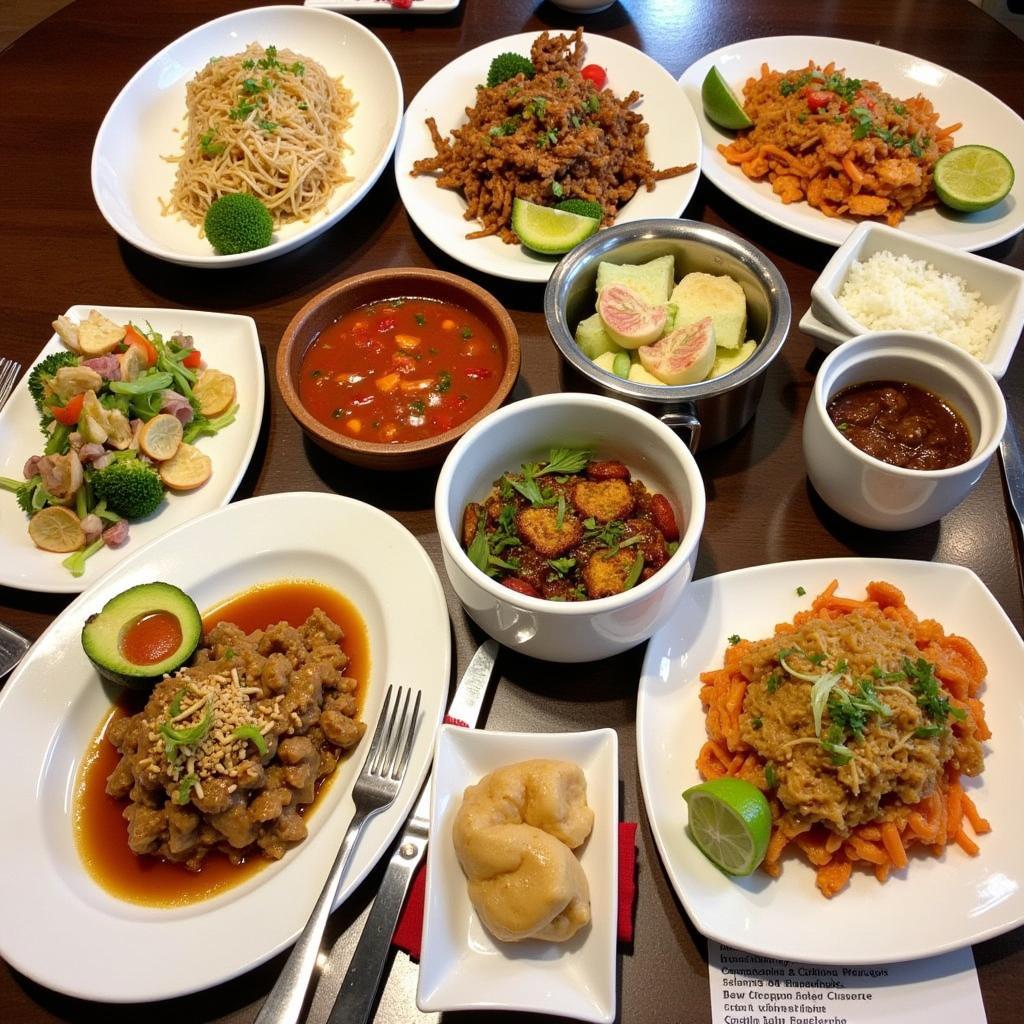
left=393, top=820, right=638, bottom=960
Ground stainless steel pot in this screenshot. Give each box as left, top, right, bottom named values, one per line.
left=544, top=219, right=792, bottom=451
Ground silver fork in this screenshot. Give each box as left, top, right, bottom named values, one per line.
left=255, top=685, right=422, bottom=1024
left=0, top=358, right=20, bottom=411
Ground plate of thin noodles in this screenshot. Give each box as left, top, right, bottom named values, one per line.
left=91, top=6, right=402, bottom=267
left=679, top=36, right=1024, bottom=251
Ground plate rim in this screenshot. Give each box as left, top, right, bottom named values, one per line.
left=0, top=490, right=451, bottom=1001
left=0, top=303, right=265, bottom=595
left=678, top=34, right=1024, bottom=251
left=636, top=556, right=1024, bottom=964
left=90, top=4, right=403, bottom=269
left=395, top=30, right=702, bottom=283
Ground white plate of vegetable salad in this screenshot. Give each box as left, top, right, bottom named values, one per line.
left=0, top=306, right=264, bottom=594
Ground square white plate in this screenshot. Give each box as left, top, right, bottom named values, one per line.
left=637, top=558, right=1024, bottom=964
left=808, top=222, right=1024, bottom=379
left=0, top=305, right=264, bottom=593
left=419, top=726, right=618, bottom=1022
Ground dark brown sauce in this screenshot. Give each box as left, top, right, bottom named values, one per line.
left=827, top=380, right=972, bottom=470
left=73, top=580, right=370, bottom=907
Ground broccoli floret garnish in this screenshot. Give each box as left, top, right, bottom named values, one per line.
left=91, top=459, right=165, bottom=519
left=486, top=52, right=535, bottom=88
left=27, top=351, right=79, bottom=413
left=43, top=422, right=71, bottom=456
left=203, top=193, right=273, bottom=256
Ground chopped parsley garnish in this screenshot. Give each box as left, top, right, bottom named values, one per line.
left=796, top=586, right=806, bottom=596
left=584, top=92, right=600, bottom=114
left=460, top=326, right=473, bottom=339
left=414, top=313, right=426, bottom=326
left=902, top=656, right=966, bottom=725
left=551, top=181, right=564, bottom=198
left=436, top=370, right=452, bottom=393
left=524, top=96, right=548, bottom=120
left=199, top=129, right=226, bottom=157
left=728, top=634, right=741, bottom=645
left=489, top=115, right=522, bottom=137
left=258, top=119, right=278, bottom=133
left=764, top=762, right=778, bottom=788
left=548, top=556, right=577, bottom=577
left=409, top=399, right=426, bottom=415
left=766, top=671, right=781, bottom=694
left=752, top=717, right=763, bottom=730
left=229, top=101, right=257, bottom=121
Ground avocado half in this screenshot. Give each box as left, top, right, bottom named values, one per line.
left=81, top=582, right=202, bottom=690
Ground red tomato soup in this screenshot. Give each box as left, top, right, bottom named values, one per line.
left=298, top=297, right=505, bottom=443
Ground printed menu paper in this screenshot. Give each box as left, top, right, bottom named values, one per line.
left=708, top=941, right=986, bottom=1024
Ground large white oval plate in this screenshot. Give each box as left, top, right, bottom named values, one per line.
left=0, top=492, right=450, bottom=1001
left=91, top=6, right=403, bottom=267
left=0, top=305, right=264, bottom=594
left=637, top=557, right=1024, bottom=964
left=679, top=37, right=1024, bottom=250
left=395, top=32, right=702, bottom=283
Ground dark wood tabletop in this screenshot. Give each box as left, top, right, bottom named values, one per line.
left=1, top=1, right=1022, bottom=1022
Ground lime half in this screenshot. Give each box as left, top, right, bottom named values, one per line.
left=683, top=777, right=771, bottom=876
left=933, top=145, right=1014, bottom=212
left=701, top=66, right=753, bottom=131
left=511, top=198, right=600, bottom=254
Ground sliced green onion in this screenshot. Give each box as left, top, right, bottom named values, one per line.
left=231, top=724, right=269, bottom=756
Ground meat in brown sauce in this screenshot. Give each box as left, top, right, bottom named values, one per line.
left=462, top=455, right=681, bottom=601
left=827, top=380, right=972, bottom=470
left=105, top=609, right=365, bottom=870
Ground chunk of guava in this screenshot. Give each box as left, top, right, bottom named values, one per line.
left=597, top=283, right=668, bottom=349
left=638, top=316, right=716, bottom=385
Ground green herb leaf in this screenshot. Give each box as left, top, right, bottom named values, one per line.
left=436, top=370, right=452, bottom=393
left=623, top=551, right=644, bottom=590
left=548, top=556, right=577, bottom=577
left=765, top=762, right=778, bottom=787
left=467, top=513, right=491, bottom=575
left=539, top=447, right=591, bottom=476
left=796, top=586, right=806, bottom=596
left=728, top=634, right=741, bottom=645
left=232, top=723, right=269, bottom=756
left=176, top=774, right=199, bottom=805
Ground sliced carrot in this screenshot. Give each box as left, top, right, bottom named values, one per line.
left=880, top=822, right=908, bottom=869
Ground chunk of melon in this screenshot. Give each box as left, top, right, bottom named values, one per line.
left=596, top=254, right=675, bottom=307
left=710, top=340, right=757, bottom=379
left=575, top=312, right=626, bottom=360
left=669, top=272, right=747, bottom=350
left=627, top=361, right=666, bottom=386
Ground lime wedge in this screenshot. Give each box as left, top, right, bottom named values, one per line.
left=701, top=66, right=753, bottom=131
left=683, top=777, right=771, bottom=876
left=933, top=145, right=1014, bottom=212
left=511, top=198, right=600, bottom=254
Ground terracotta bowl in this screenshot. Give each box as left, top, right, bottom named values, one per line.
left=277, top=268, right=521, bottom=470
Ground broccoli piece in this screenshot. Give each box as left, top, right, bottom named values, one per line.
left=43, top=422, right=71, bottom=456
left=183, top=403, right=238, bottom=444
left=0, top=476, right=36, bottom=516
left=204, top=193, right=273, bottom=255
left=27, top=351, right=79, bottom=413
left=63, top=537, right=106, bottom=578
left=91, top=459, right=165, bottom=519
left=555, top=198, right=603, bottom=220
left=486, top=52, right=534, bottom=88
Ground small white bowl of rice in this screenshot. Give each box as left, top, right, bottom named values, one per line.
left=808, top=222, right=1024, bottom=379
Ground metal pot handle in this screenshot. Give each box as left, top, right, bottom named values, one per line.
left=660, top=409, right=702, bottom=453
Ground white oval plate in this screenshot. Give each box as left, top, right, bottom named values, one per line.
left=419, top=726, right=618, bottom=1023
left=637, top=557, right=1024, bottom=964
left=396, top=32, right=702, bottom=283
left=91, top=6, right=403, bottom=267
left=679, top=37, right=1024, bottom=250
left=0, top=492, right=451, bottom=1002
left=0, top=305, right=264, bottom=594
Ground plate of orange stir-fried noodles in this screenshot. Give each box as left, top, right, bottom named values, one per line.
left=637, top=558, right=1024, bottom=964
left=679, top=36, right=1024, bottom=251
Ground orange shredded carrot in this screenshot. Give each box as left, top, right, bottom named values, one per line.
left=880, top=822, right=908, bottom=869
left=954, top=828, right=980, bottom=856
left=961, top=793, right=991, bottom=835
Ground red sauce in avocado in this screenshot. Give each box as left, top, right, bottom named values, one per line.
left=118, top=611, right=183, bottom=666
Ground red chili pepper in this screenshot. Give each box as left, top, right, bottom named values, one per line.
left=650, top=493, right=680, bottom=542
left=376, top=317, right=396, bottom=334
left=502, top=577, right=541, bottom=598
left=580, top=64, right=606, bottom=90
left=806, top=90, right=832, bottom=112
left=182, top=349, right=202, bottom=369
left=123, top=324, right=157, bottom=367
left=51, top=392, right=85, bottom=426
left=464, top=367, right=493, bottom=380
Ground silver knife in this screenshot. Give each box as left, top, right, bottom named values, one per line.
left=326, top=639, right=500, bottom=1024
left=1000, top=415, right=1024, bottom=600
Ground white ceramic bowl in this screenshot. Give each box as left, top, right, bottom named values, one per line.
left=808, top=222, right=1024, bottom=379
left=434, top=394, right=706, bottom=662
left=803, top=332, right=1007, bottom=531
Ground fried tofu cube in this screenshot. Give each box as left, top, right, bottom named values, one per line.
left=462, top=502, right=484, bottom=548
left=582, top=548, right=640, bottom=599
left=572, top=479, right=634, bottom=523
left=516, top=506, right=582, bottom=558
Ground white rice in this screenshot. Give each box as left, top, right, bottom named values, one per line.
left=836, top=250, right=1001, bottom=359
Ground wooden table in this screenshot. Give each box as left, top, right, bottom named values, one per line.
left=1, top=1, right=1022, bottom=1021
